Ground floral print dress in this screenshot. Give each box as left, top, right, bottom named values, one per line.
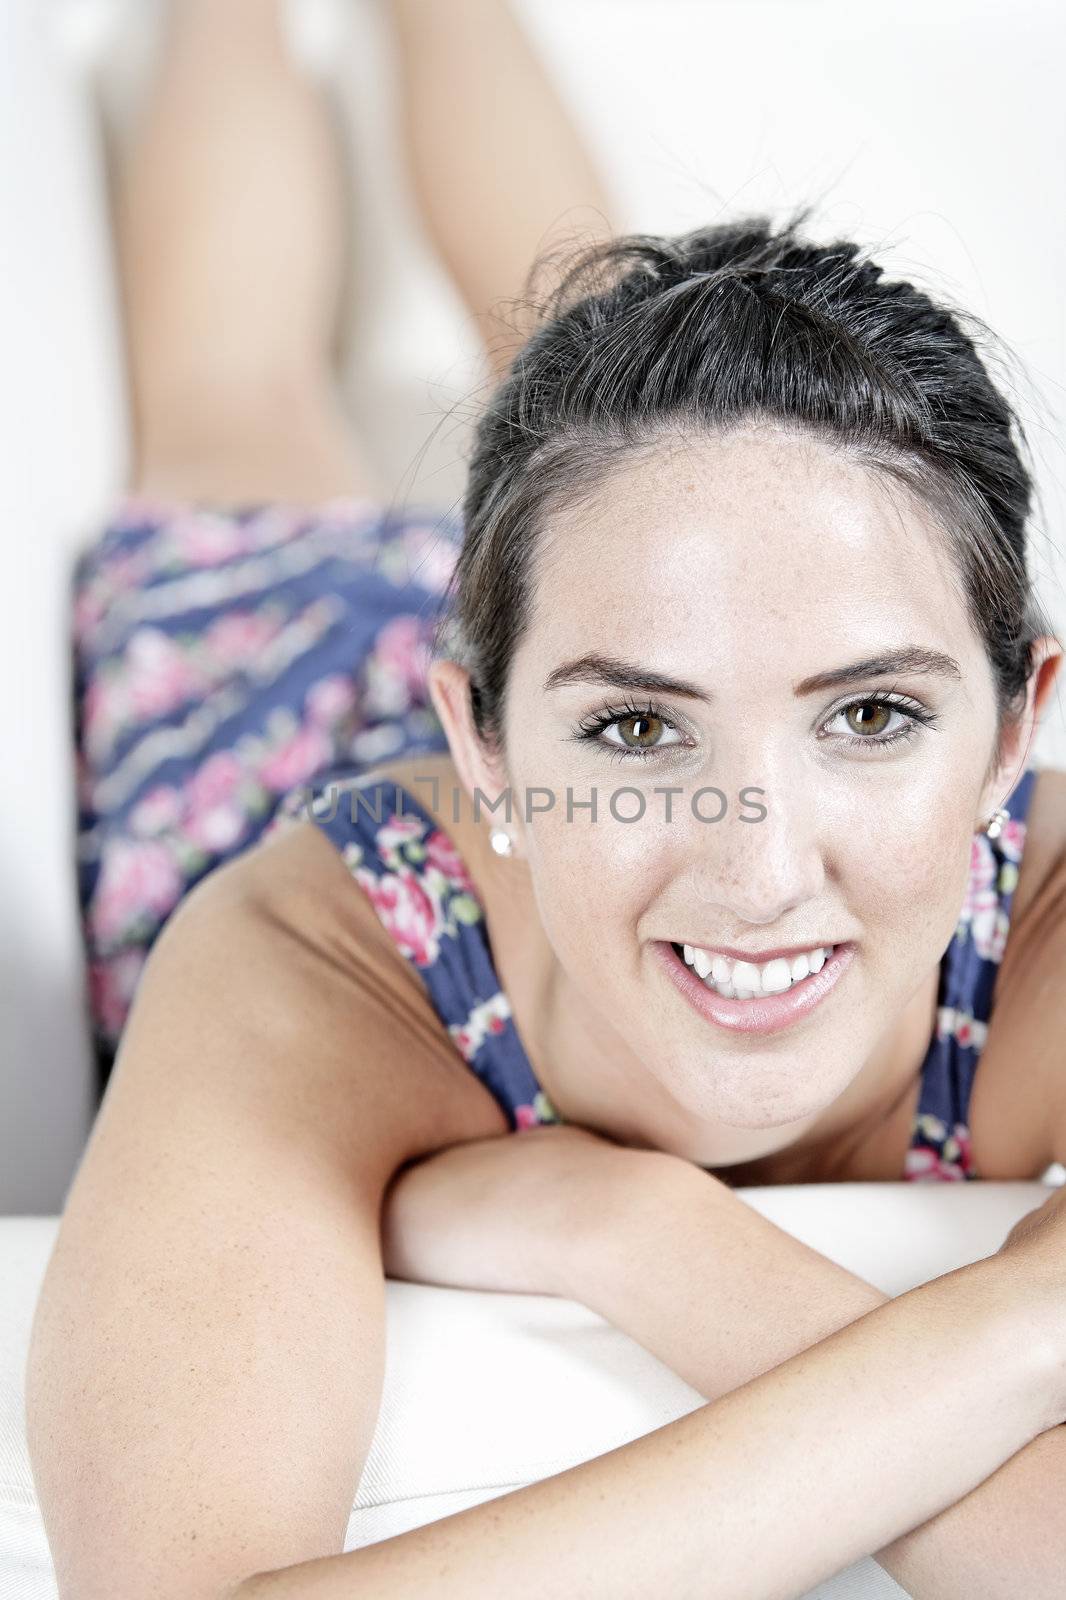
left=902, top=770, right=1035, bottom=1180
left=73, top=495, right=461, bottom=1055
left=299, top=772, right=558, bottom=1132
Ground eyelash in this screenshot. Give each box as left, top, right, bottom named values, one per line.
left=571, top=692, right=940, bottom=764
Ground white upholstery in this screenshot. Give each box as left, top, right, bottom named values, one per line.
left=3, top=1179, right=1061, bottom=1599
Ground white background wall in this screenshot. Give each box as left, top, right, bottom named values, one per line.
left=1, top=0, right=1063, bottom=1211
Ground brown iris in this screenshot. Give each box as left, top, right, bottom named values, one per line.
left=618, top=714, right=664, bottom=749
left=845, top=701, right=892, bottom=736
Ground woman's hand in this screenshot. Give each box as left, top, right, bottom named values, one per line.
left=379, top=1123, right=672, bottom=1298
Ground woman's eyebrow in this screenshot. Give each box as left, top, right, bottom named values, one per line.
left=542, top=646, right=962, bottom=703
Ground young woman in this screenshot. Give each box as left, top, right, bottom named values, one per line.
left=26, top=2, right=1066, bottom=1598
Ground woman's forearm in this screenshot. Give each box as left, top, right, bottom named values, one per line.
left=235, top=1255, right=1059, bottom=1600
left=563, top=1159, right=1066, bottom=1598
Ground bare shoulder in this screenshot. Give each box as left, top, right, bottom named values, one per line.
left=969, top=766, right=1066, bottom=1178
left=138, top=811, right=511, bottom=1169
left=203, top=804, right=437, bottom=991
left=1009, top=766, right=1066, bottom=927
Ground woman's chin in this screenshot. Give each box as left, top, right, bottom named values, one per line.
left=642, top=1034, right=855, bottom=1145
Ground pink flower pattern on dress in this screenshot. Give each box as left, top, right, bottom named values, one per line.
left=205, top=607, right=285, bottom=666
left=74, top=496, right=462, bottom=1050
left=354, top=865, right=445, bottom=967
left=903, top=809, right=1029, bottom=1183
left=362, top=614, right=439, bottom=718
left=956, top=834, right=1001, bottom=960
left=313, top=791, right=561, bottom=1130
left=305, top=674, right=359, bottom=729
left=125, top=628, right=211, bottom=722
left=170, top=510, right=250, bottom=567
left=374, top=811, right=432, bottom=867
left=424, top=829, right=478, bottom=894
left=514, top=1092, right=561, bottom=1130
left=128, top=783, right=183, bottom=839
left=184, top=751, right=250, bottom=852
left=89, top=839, right=185, bottom=950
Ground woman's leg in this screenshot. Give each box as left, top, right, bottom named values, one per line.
left=117, top=0, right=381, bottom=505
left=386, top=0, right=619, bottom=382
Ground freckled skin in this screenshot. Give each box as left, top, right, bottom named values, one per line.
left=430, top=422, right=1049, bottom=1171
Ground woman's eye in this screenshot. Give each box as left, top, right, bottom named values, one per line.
left=576, top=694, right=933, bottom=762
left=571, top=702, right=691, bottom=763
left=841, top=701, right=893, bottom=737
left=823, top=696, right=930, bottom=749
left=602, top=713, right=682, bottom=754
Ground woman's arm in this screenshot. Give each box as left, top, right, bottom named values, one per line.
left=562, top=1157, right=1066, bottom=1599
left=233, top=1246, right=1061, bottom=1600
left=23, top=829, right=507, bottom=1600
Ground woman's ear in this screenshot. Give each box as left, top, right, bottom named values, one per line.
left=427, top=659, right=512, bottom=822
left=983, top=634, right=1064, bottom=818
left=1028, top=635, right=1065, bottom=731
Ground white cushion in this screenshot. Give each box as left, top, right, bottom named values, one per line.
left=4, top=1179, right=1058, bottom=1599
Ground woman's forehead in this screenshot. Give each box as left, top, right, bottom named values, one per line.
left=526, top=432, right=969, bottom=654
left=531, top=448, right=953, bottom=614
left=541, top=428, right=933, bottom=551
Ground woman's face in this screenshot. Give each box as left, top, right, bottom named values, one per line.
left=497, top=423, right=1010, bottom=1142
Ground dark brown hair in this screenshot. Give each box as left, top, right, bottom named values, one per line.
left=434, top=207, right=1055, bottom=766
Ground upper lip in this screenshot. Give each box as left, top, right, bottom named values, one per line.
left=672, top=939, right=846, bottom=964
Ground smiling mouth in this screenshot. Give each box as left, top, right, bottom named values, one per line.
left=668, top=940, right=839, bottom=1001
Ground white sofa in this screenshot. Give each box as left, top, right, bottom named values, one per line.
left=3, top=2, right=1065, bottom=1595
left=5, top=1180, right=1063, bottom=1600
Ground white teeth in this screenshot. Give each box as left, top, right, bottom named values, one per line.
left=678, top=941, right=835, bottom=1000
left=731, top=961, right=761, bottom=994
left=760, top=958, right=793, bottom=994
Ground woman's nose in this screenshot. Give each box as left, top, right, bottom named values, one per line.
left=687, top=784, right=826, bottom=928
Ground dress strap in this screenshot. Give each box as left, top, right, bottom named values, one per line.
left=306, top=772, right=561, bottom=1131
left=904, top=766, right=1039, bottom=1180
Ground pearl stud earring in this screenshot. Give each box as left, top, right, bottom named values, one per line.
left=984, top=806, right=1009, bottom=840
left=489, top=828, right=514, bottom=857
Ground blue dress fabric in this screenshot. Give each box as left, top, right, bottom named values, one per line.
left=305, top=766, right=1040, bottom=1180
left=72, top=495, right=462, bottom=1051
left=303, top=771, right=556, bottom=1132
left=903, top=764, right=1037, bottom=1179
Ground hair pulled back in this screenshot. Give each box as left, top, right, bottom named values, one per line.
left=437, top=206, right=1051, bottom=762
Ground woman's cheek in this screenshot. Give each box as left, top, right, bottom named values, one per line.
left=527, top=814, right=653, bottom=968
left=848, top=813, right=972, bottom=973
